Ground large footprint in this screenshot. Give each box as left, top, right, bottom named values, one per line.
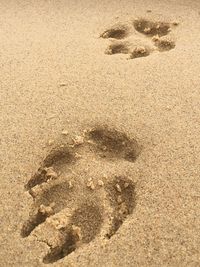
left=21, top=126, right=140, bottom=264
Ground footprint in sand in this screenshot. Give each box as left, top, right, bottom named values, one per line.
left=21, top=126, right=141, bottom=264
left=100, top=17, right=178, bottom=59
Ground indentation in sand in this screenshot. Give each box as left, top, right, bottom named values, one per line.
left=21, top=126, right=140, bottom=263
left=100, top=24, right=130, bottom=39
left=133, top=18, right=171, bottom=37
left=130, top=46, right=151, bottom=59
left=152, top=35, right=176, bottom=51
left=100, top=17, right=178, bottom=59
left=105, top=41, right=130, bottom=55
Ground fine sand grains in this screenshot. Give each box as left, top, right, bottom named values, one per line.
left=0, top=1, right=200, bottom=267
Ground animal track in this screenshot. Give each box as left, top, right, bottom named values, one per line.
left=152, top=35, right=176, bottom=52
left=106, top=176, right=136, bottom=238
left=43, top=202, right=103, bottom=263
left=130, top=46, right=151, bottom=59
left=100, top=17, right=178, bottom=59
left=86, top=127, right=140, bottom=162
left=133, top=18, right=170, bottom=37
left=25, top=146, right=75, bottom=190
left=105, top=41, right=130, bottom=55
left=21, top=126, right=140, bottom=263
left=100, top=24, right=130, bottom=39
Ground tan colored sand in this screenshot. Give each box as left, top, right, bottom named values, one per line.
left=0, top=0, right=200, bottom=266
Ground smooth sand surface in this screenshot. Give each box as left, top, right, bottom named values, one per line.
left=0, top=0, right=200, bottom=266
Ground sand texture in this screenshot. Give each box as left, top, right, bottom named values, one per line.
left=0, top=0, right=200, bottom=266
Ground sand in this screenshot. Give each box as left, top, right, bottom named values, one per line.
left=0, top=0, right=200, bottom=266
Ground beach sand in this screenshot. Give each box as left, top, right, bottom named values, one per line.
left=0, top=0, right=200, bottom=266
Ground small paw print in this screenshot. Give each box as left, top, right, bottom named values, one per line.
left=100, top=17, right=178, bottom=59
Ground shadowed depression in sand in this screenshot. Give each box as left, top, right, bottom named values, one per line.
left=21, top=127, right=139, bottom=263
